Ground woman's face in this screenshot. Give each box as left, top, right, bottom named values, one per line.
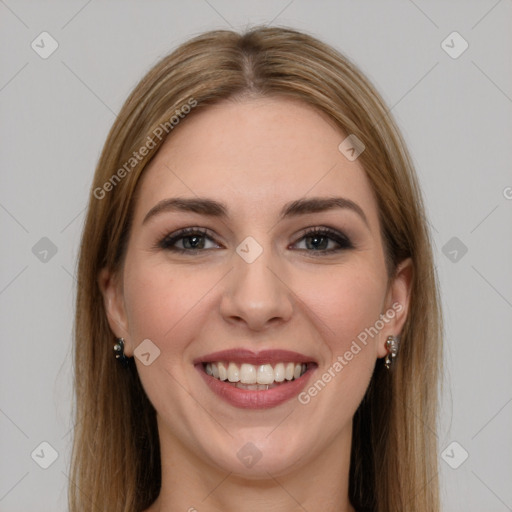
left=100, top=97, right=411, bottom=478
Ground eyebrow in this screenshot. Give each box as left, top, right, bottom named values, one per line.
left=142, top=196, right=369, bottom=227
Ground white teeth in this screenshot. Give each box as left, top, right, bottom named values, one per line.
left=218, top=361, right=228, bottom=381
left=227, top=362, right=239, bottom=382
left=235, top=382, right=271, bottom=390
left=274, top=362, right=285, bottom=382
left=206, top=361, right=308, bottom=385
left=257, top=364, right=274, bottom=385
left=240, top=363, right=257, bottom=384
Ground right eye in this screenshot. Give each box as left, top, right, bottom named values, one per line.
left=157, top=227, right=222, bottom=253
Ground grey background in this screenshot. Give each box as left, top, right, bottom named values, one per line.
left=1, top=1, right=511, bottom=511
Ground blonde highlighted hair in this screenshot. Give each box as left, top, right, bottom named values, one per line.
left=71, top=26, right=443, bottom=512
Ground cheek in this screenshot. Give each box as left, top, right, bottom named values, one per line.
left=123, top=259, right=221, bottom=351
left=294, top=262, right=387, bottom=358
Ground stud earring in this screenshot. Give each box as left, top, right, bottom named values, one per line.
left=384, top=335, right=400, bottom=370
left=113, top=338, right=129, bottom=368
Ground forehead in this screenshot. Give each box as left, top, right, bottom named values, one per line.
left=133, top=97, right=379, bottom=226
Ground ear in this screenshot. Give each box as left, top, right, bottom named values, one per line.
left=376, top=257, right=413, bottom=358
left=98, top=267, right=133, bottom=357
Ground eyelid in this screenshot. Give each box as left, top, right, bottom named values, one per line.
left=294, top=224, right=349, bottom=240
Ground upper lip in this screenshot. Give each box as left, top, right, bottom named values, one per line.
left=193, top=349, right=317, bottom=366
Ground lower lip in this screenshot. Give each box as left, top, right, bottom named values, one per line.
left=195, top=364, right=316, bottom=409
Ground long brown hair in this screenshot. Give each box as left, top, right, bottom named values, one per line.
left=70, top=26, right=443, bottom=512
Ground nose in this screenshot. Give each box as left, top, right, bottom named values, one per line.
left=219, top=245, right=294, bottom=332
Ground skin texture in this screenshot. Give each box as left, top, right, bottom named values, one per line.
left=99, top=97, right=412, bottom=512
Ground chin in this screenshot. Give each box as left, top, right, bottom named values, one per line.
left=196, top=427, right=315, bottom=479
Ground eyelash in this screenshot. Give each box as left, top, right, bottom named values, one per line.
left=156, top=226, right=354, bottom=255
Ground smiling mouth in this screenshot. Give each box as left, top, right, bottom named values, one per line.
left=201, top=361, right=313, bottom=390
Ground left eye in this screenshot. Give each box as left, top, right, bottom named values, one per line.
left=293, top=228, right=353, bottom=252
left=157, top=227, right=353, bottom=254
